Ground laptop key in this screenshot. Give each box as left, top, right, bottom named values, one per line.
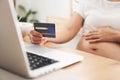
left=26, top=52, right=58, bottom=70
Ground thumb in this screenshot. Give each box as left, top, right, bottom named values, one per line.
left=40, top=37, right=48, bottom=46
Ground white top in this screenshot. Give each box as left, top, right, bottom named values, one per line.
left=74, top=0, right=120, bottom=35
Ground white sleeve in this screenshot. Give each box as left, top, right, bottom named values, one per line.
left=73, top=0, right=88, bottom=19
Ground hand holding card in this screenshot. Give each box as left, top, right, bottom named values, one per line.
left=34, top=23, right=56, bottom=38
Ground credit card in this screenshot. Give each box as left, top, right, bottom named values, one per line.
left=34, top=23, right=56, bottom=38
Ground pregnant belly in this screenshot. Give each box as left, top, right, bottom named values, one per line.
left=77, top=37, right=120, bottom=60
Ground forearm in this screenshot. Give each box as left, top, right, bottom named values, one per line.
left=47, top=25, right=78, bottom=43
left=47, top=12, right=84, bottom=43
left=114, top=30, right=120, bottom=42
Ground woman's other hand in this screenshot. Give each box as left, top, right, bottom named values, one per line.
left=84, top=26, right=120, bottom=43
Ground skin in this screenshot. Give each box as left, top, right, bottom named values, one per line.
left=29, top=0, right=120, bottom=61
left=108, top=0, right=120, bottom=2
left=84, top=27, right=120, bottom=43
left=29, top=12, right=83, bottom=44
left=13, top=0, right=15, bottom=5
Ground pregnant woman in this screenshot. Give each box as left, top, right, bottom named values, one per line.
left=29, top=0, right=120, bottom=61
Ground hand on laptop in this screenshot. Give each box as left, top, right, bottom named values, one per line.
left=29, top=30, right=48, bottom=45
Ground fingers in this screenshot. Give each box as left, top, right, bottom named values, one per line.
left=86, top=38, right=101, bottom=43
left=84, top=35, right=100, bottom=40
left=85, top=30, right=99, bottom=38
left=30, top=30, right=42, bottom=37
left=84, top=26, right=113, bottom=43
left=85, top=31, right=98, bottom=37
left=40, top=37, right=48, bottom=45
left=97, top=26, right=112, bottom=29
left=84, top=30, right=101, bottom=43
left=31, top=36, right=42, bottom=44
left=89, top=30, right=98, bottom=33
left=28, top=30, right=43, bottom=45
left=84, top=35, right=101, bottom=43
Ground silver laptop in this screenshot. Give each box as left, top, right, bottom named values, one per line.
left=0, top=0, right=83, bottom=78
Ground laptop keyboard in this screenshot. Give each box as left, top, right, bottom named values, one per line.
left=27, top=52, right=58, bottom=70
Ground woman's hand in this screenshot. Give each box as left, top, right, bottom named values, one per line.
left=28, top=30, right=48, bottom=45
left=84, top=26, right=120, bottom=43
